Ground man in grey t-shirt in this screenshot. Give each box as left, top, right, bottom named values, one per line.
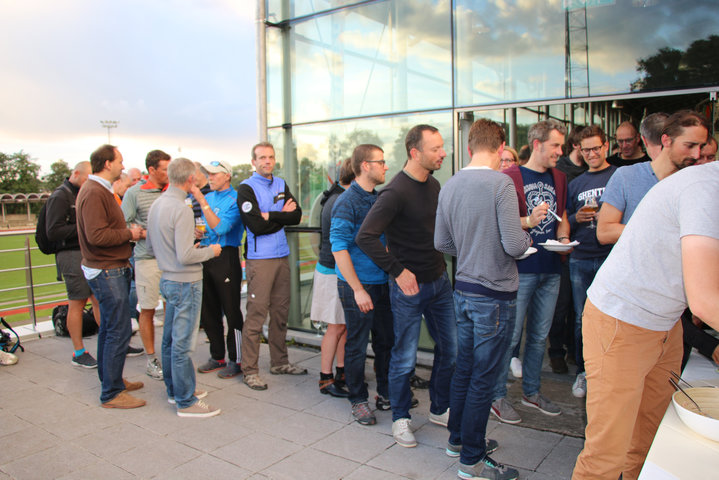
left=573, top=112, right=714, bottom=480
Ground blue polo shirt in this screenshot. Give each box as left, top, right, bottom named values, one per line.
left=200, top=187, right=243, bottom=248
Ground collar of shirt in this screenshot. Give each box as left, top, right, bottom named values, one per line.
left=88, top=175, right=113, bottom=193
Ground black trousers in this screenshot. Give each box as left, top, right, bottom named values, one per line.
left=547, top=260, right=575, bottom=359
left=201, top=246, right=244, bottom=363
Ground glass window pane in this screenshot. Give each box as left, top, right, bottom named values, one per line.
left=267, top=27, right=284, bottom=127
left=455, top=0, right=719, bottom=106
left=288, top=0, right=452, bottom=123
left=267, top=0, right=361, bottom=22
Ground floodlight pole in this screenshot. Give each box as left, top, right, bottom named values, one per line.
left=100, top=120, right=119, bottom=144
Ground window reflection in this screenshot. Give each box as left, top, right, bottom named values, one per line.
left=285, top=0, right=451, bottom=124
left=454, top=0, right=719, bottom=106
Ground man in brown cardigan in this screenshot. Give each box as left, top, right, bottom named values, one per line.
left=76, top=144, right=145, bottom=408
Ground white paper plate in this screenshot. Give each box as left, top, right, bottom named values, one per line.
left=537, top=241, right=579, bottom=252
left=516, top=246, right=537, bottom=260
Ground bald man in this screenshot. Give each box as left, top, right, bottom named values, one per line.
left=45, top=162, right=102, bottom=368
left=127, top=168, right=143, bottom=186
left=607, top=122, right=650, bottom=167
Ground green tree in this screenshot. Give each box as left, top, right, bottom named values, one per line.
left=632, top=35, right=719, bottom=91
left=43, top=160, right=72, bottom=192
left=0, top=151, right=43, bottom=193
left=231, top=163, right=254, bottom=189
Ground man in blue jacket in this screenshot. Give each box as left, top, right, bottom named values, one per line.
left=237, top=142, right=304, bottom=390
left=192, top=160, right=245, bottom=379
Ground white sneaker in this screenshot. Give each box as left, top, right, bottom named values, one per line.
left=572, top=372, right=587, bottom=398
left=429, top=408, right=449, bottom=427
left=392, top=418, right=417, bottom=448
left=510, top=357, right=522, bottom=378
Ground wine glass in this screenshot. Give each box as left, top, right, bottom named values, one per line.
left=583, top=197, right=599, bottom=229
left=311, top=319, right=325, bottom=337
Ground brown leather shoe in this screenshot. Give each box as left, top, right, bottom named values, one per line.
left=101, top=391, right=146, bottom=409
left=123, top=378, right=144, bottom=392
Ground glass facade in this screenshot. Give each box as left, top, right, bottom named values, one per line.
left=263, top=0, right=719, bottom=334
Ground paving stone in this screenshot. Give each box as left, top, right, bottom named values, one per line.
left=55, top=459, right=136, bottom=480
left=344, top=464, right=412, bottom=480
left=368, top=443, right=455, bottom=480
left=264, top=410, right=344, bottom=446
left=0, top=425, right=59, bottom=464
left=111, top=436, right=202, bottom=478
left=313, top=423, right=395, bottom=464
left=486, top=424, right=563, bottom=471
left=213, top=432, right=302, bottom=472
left=155, top=454, right=251, bottom=480
left=262, top=447, right=360, bottom=480
left=0, top=442, right=97, bottom=479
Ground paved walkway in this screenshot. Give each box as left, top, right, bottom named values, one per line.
left=0, top=328, right=583, bottom=479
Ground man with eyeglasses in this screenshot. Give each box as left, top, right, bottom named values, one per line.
left=330, top=144, right=393, bottom=427
left=696, top=136, right=718, bottom=165
left=597, top=110, right=705, bottom=246
left=607, top=122, right=650, bottom=168
left=564, top=125, right=616, bottom=399
left=191, top=160, right=245, bottom=379
left=356, top=124, right=457, bottom=448
left=237, top=142, right=304, bottom=391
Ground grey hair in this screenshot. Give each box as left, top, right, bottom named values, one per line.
left=527, top=119, right=567, bottom=150
left=639, top=113, right=669, bottom=147
left=168, top=157, right=196, bottom=185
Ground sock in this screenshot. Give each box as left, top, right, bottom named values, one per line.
left=74, top=348, right=86, bottom=357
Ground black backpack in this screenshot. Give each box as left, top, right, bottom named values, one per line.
left=35, top=184, right=72, bottom=255
left=52, top=304, right=99, bottom=337
left=0, top=318, right=24, bottom=354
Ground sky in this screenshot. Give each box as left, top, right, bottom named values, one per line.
left=0, top=0, right=258, bottom=176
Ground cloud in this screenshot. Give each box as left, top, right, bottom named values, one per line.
left=0, top=0, right=257, bottom=173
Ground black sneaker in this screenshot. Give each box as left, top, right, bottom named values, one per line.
left=410, top=374, right=430, bottom=389
left=71, top=352, right=97, bottom=369
left=197, top=358, right=225, bottom=373
left=126, top=345, right=144, bottom=357
left=375, top=394, right=419, bottom=411
left=446, top=439, right=499, bottom=458
left=458, top=455, right=518, bottom=480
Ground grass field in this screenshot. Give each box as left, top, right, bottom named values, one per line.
left=0, top=233, right=67, bottom=326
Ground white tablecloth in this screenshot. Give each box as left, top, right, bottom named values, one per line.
left=638, top=351, right=719, bottom=479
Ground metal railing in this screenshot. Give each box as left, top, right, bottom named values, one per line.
left=0, top=229, right=67, bottom=332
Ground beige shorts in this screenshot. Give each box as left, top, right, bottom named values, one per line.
left=310, top=269, right=345, bottom=325
left=135, top=258, right=162, bottom=310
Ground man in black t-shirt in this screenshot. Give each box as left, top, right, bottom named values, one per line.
left=356, top=124, right=456, bottom=449
left=607, top=122, right=650, bottom=167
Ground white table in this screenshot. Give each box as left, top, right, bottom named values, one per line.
left=638, top=351, right=719, bottom=479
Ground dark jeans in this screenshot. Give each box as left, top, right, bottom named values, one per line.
left=547, top=261, right=574, bottom=360
left=201, top=247, right=245, bottom=363
left=388, top=271, right=457, bottom=421
left=449, top=291, right=515, bottom=465
left=569, top=256, right=605, bottom=374
left=338, top=280, right=394, bottom=404
left=87, top=267, right=133, bottom=403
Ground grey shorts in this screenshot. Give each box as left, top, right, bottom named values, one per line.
left=56, top=249, right=92, bottom=300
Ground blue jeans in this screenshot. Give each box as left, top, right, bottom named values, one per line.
left=493, top=273, right=560, bottom=400
left=449, top=291, right=515, bottom=465
left=388, top=271, right=457, bottom=421
left=569, top=257, right=605, bottom=374
left=160, top=278, right=203, bottom=409
left=338, top=280, right=394, bottom=404
left=87, top=267, right=133, bottom=403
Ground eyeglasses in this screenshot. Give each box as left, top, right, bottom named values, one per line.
left=580, top=146, right=604, bottom=155
left=365, top=160, right=386, bottom=166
